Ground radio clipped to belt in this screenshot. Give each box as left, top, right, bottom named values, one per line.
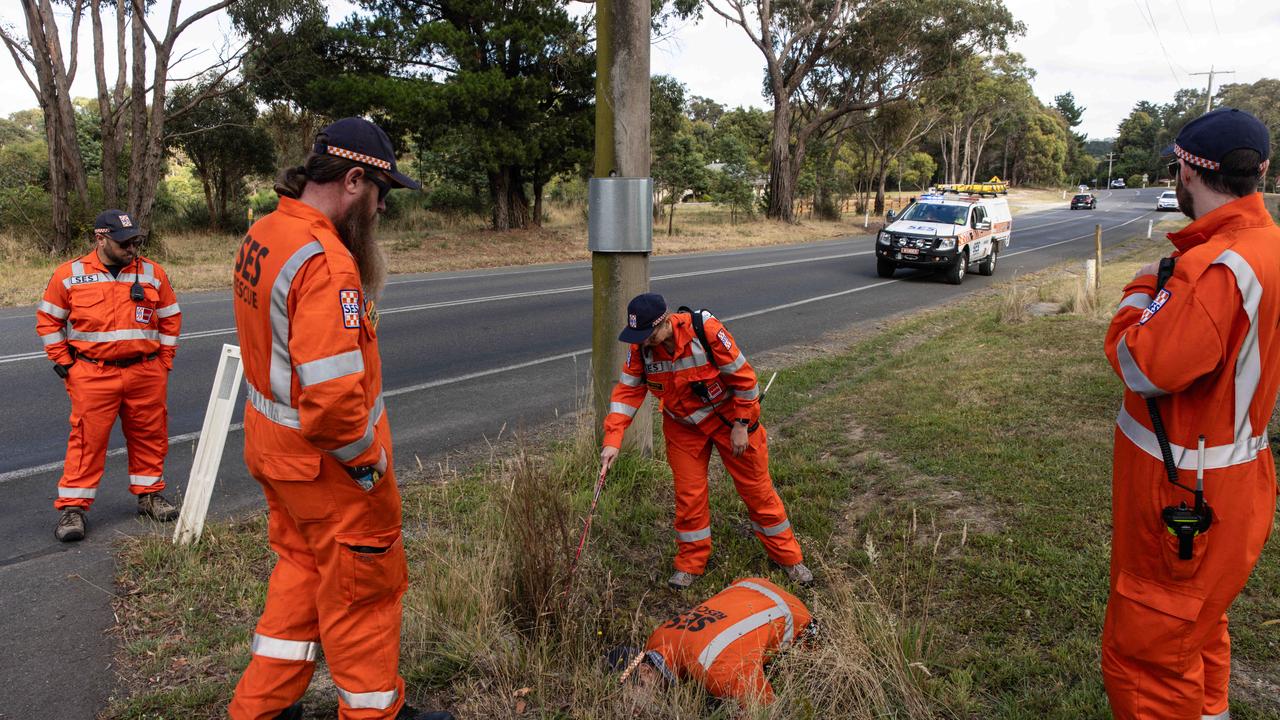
left=1150, top=257, right=1213, bottom=560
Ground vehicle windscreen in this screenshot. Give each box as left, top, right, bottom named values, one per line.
left=1161, top=191, right=1176, bottom=198
left=1074, top=194, right=1091, bottom=201
left=899, top=203, right=968, bottom=225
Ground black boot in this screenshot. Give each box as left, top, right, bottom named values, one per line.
left=274, top=702, right=304, bottom=720
left=397, top=705, right=455, bottom=720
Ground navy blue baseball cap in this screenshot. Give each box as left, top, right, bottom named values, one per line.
left=93, top=209, right=140, bottom=242
left=619, top=292, right=668, bottom=343
left=314, top=117, right=420, bottom=191
left=1167, top=107, right=1270, bottom=171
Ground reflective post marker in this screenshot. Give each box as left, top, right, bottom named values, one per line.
left=173, top=344, right=244, bottom=544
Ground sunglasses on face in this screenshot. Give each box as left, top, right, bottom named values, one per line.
left=98, top=232, right=143, bottom=249
left=364, top=172, right=391, bottom=203
left=1168, top=160, right=1181, bottom=179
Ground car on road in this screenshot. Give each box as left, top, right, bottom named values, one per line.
left=1110, top=178, right=1126, bottom=188
left=1071, top=193, right=1096, bottom=210
left=1156, top=190, right=1179, bottom=211
left=875, top=193, right=1012, bottom=285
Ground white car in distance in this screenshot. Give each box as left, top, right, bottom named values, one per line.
left=1155, top=190, right=1179, bottom=211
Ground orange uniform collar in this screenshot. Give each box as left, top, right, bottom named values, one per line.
left=1166, top=193, right=1274, bottom=253
left=275, top=195, right=341, bottom=235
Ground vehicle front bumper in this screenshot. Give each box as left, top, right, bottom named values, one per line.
left=876, top=242, right=959, bottom=268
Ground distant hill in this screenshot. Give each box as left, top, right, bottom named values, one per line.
left=1084, top=138, right=1114, bottom=158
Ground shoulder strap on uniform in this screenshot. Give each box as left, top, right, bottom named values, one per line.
left=678, top=305, right=714, bottom=353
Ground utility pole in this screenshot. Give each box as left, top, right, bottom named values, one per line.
left=1104, top=152, right=1117, bottom=189
left=1189, top=66, right=1235, bottom=113
left=590, top=0, right=652, bottom=453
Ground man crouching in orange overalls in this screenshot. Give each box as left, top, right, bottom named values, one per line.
left=1103, top=107, right=1280, bottom=719
left=599, top=293, right=811, bottom=590
left=607, top=577, right=814, bottom=709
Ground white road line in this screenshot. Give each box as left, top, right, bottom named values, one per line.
left=0, top=211, right=1157, bottom=483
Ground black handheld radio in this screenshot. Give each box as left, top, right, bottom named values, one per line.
left=1149, top=257, right=1213, bottom=560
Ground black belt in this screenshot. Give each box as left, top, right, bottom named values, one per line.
left=74, top=351, right=157, bottom=368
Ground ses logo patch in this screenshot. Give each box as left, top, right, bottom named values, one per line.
left=1139, top=288, right=1172, bottom=325
left=134, top=306, right=153, bottom=324
left=340, top=289, right=361, bottom=329
left=716, top=329, right=732, bottom=351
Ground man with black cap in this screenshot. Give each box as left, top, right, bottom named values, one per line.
left=228, top=117, right=451, bottom=720
left=36, top=209, right=182, bottom=541
left=599, top=293, right=811, bottom=591
left=1102, top=107, right=1280, bottom=718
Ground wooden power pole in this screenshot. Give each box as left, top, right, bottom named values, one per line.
left=590, top=0, right=653, bottom=453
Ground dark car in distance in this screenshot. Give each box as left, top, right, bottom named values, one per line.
left=1071, top=193, right=1097, bottom=210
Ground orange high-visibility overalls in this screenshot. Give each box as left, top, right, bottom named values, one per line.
left=228, top=197, right=407, bottom=720
left=643, top=577, right=812, bottom=704
left=1102, top=193, right=1280, bottom=719
left=36, top=252, right=181, bottom=509
left=604, top=311, right=803, bottom=574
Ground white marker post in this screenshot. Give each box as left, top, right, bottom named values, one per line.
left=173, top=344, right=244, bottom=545
left=1147, top=220, right=1153, bottom=239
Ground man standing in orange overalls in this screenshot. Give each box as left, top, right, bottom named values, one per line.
left=1103, top=108, right=1280, bottom=719
left=607, top=577, right=814, bottom=707
left=599, top=293, right=812, bottom=590
left=227, top=118, right=451, bottom=720
left=36, top=209, right=182, bottom=542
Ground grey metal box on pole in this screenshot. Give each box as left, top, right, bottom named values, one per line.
left=588, top=178, right=654, bottom=253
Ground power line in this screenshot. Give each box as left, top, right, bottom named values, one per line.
left=1173, top=0, right=1194, bottom=37
left=1207, top=0, right=1222, bottom=38
left=1132, top=0, right=1183, bottom=87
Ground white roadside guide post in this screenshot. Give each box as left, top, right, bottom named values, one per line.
left=173, top=344, right=244, bottom=545
left=1148, top=220, right=1154, bottom=239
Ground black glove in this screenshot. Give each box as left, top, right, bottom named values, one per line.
left=53, top=362, right=73, bottom=379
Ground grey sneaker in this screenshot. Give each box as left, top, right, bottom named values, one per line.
left=54, top=508, right=86, bottom=542
left=137, top=492, right=178, bottom=522
left=668, top=571, right=700, bottom=590
left=784, top=562, right=814, bottom=585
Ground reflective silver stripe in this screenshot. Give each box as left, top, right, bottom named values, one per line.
left=663, top=402, right=724, bottom=426
left=696, top=606, right=788, bottom=672
left=251, top=633, right=319, bottom=662
left=270, top=241, right=325, bottom=404
left=734, top=580, right=795, bottom=645
left=128, top=475, right=161, bottom=487
left=646, top=361, right=674, bottom=373
left=1201, top=711, right=1230, bottom=720
left=619, top=371, right=644, bottom=387
left=296, top=349, right=365, bottom=387
left=673, top=339, right=709, bottom=371
left=1117, top=333, right=1167, bottom=398
left=676, top=526, right=711, bottom=542
left=1116, top=405, right=1268, bottom=470
left=41, top=330, right=67, bottom=345
left=328, top=394, right=386, bottom=463
left=118, top=274, right=159, bottom=289
left=159, top=334, right=178, bottom=346
left=1118, top=292, right=1153, bottom=312
left=155, top=303, right=181, bottom=318
left=718, top=352, right=747, bottom=374
left=736, top=384, right=760, bottom=401
left=750, top=518, right=791, bottom=537
left=247, top=384, right=303, bottom=429
left=142, top=262, right=153, bottom=276
left=71, top=261, right=84, bottom=275
left=38, top=300, right=69, bottom=319
left=68, top=328, right=159, bottom=343
left=608, top=401, right=639, bottom=418
left=59, top=487, right=96, bottom=499
left=335, top=686, right=398, bottom=710
left=1212, top=250, right=1263, bottom=445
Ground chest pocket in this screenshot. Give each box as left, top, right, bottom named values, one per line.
left=69, top=285, right=107, bottom=331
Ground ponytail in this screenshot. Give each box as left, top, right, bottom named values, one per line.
left=274, top=165, right=308, bottom=199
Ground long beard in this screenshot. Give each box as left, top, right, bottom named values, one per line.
left=1176, top=175, right=1196, bottom=220
left=339, top=205, right=386, bottom=299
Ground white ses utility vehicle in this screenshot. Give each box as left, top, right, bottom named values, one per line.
left=875, top=193, right=1012, bottom=284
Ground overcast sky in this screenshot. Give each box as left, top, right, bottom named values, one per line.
left=3, top=0, right=1277, bottom=140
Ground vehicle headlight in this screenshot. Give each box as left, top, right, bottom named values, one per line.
left=936, top=237, right=956, bottom=251
left=877, top=232, right=890, bottom=246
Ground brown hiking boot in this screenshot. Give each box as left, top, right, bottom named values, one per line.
left=55, top=508, right=86, bottom=542
left=137, top=492, right=178, bottom=522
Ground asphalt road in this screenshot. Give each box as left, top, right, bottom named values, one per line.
left=0, top=187, right=1167, bottom=717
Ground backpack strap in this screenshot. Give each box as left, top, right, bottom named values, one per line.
left=678, top=305, right=714, bottom=355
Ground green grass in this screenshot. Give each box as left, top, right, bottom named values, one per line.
left=107, top=237, right=1280, bottom=718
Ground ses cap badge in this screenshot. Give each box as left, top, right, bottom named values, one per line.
left=1139, top=288, right=1172, bottom=325
left=118, top=214, right=132, bottom=228
left=340, top=289, right=361, bottom=329
left=628, top=313, right=638, bottom=329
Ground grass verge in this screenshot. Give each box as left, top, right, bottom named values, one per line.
left=106, top=233, right=1279, bottom=718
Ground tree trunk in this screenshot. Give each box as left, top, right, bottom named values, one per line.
left=667, top=196, right=675, bottom=236
left=201, top=173, right=215, bottom=227
left=766, top=99, right=794, bottom=222
left=533, top=178, right=544, bottom=228
left=127, top=0, right=146, bottom=216
left=489, top=169, right=511, bottom=230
